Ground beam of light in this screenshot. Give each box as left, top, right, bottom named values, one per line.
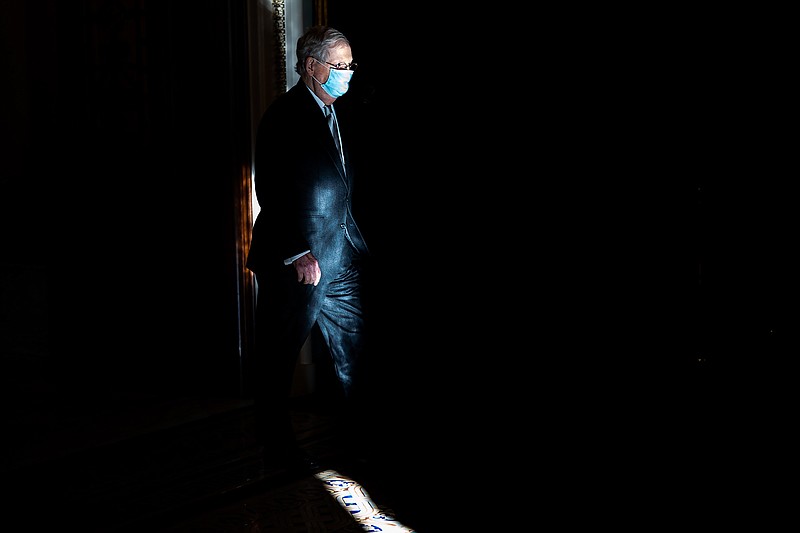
left=314, top=469, right=415, bottom=532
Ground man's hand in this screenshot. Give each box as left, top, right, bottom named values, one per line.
left=293, top=252, right=321, bottom=286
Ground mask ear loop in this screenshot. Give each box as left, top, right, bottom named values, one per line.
left=308, top=57, right=328, bottom=87
left=307, top=57, right=323, bottom=90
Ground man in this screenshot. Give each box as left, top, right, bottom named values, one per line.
left=246, top=25, right=370, bottom=473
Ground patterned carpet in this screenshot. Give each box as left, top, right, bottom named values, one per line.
left=159, top=467, right=416, bottom=532
left=1, top=394, right=429, bottom=532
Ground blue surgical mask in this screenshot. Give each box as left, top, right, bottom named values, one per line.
left=312, top=61, right=354, bottom=98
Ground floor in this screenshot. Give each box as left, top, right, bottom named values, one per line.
left=1, top=389, right=449, bottom=532
left=4, top=363, right=793, bottom=531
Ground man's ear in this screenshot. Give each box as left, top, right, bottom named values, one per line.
left=305, top=57, right=315, bottom=72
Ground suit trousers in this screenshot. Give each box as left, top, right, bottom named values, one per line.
left=251, top=258, right=367, bottom=451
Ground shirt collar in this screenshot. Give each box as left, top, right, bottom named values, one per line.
left=305, top=84, right=329, bottom=114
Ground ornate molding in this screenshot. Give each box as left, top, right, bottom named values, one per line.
left=273, top=0, right=287, bottom=94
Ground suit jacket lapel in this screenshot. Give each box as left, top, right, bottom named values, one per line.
left=295, top=83, right=349, bottom=184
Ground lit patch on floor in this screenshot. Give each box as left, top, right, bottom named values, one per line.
left=315, top=469, right=415, bottom=532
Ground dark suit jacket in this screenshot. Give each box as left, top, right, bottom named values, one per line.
left=246, top=80, right=369, bottom=280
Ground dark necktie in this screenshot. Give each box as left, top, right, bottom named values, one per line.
left=323, top=105, right=344, bottom=165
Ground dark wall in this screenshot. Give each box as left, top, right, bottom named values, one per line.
left=1, top=0, right=251, bottom=400
left=325, top=3, right=796, bottom=415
